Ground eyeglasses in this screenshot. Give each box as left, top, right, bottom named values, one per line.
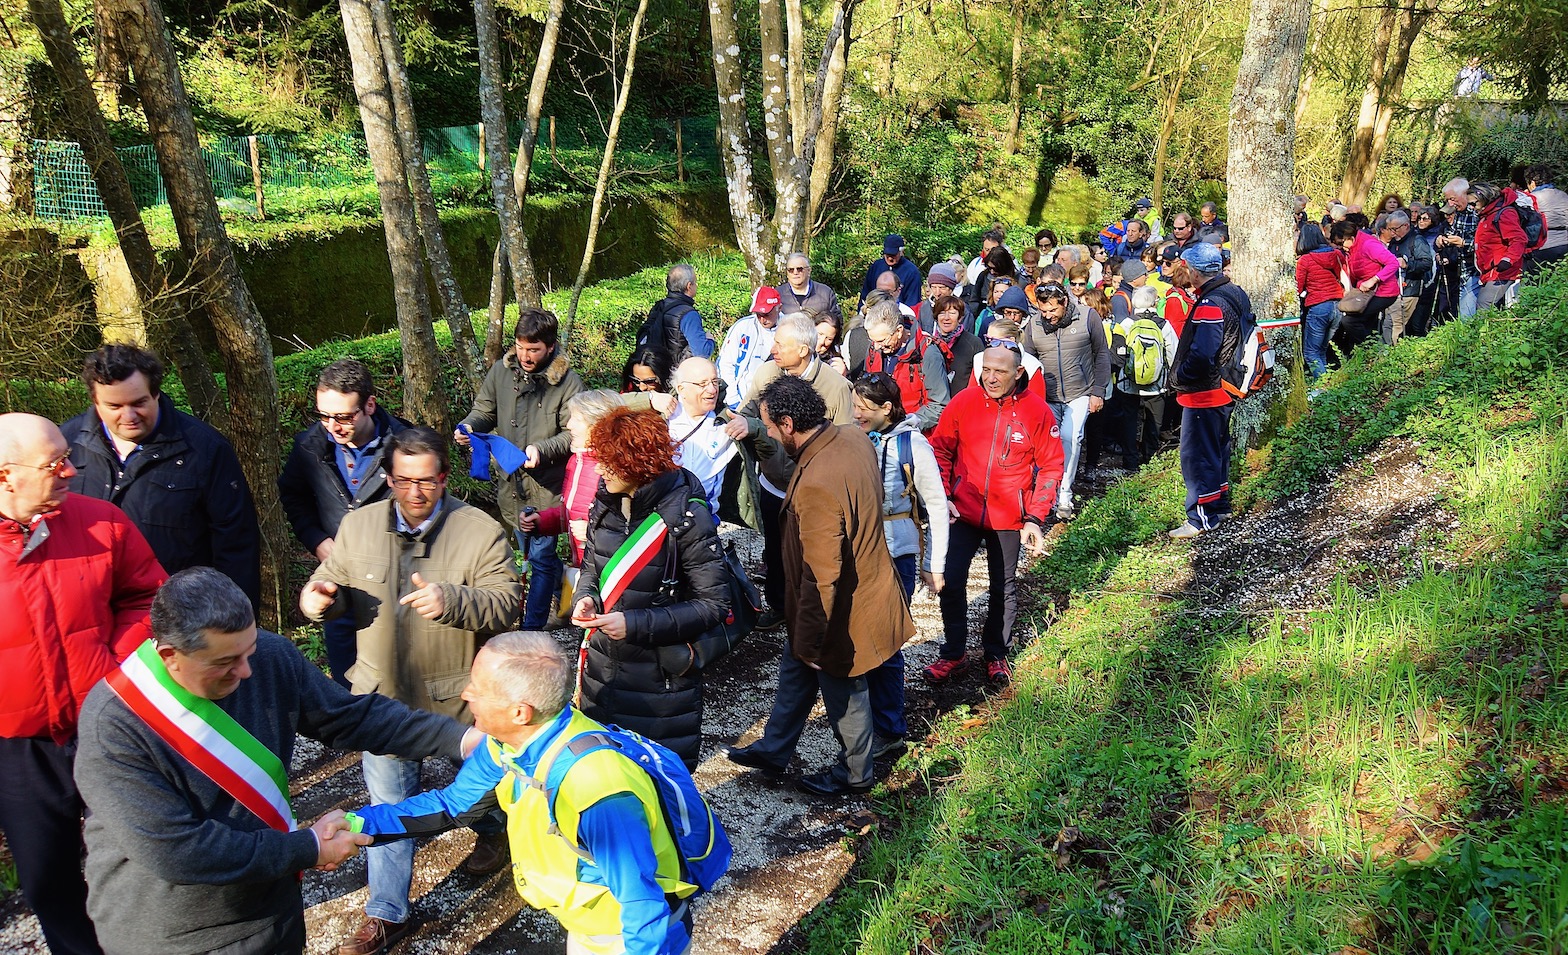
left=680, top=378, right=720, bottom=391
left=312, top=407, right=363, bottom=426
left=387, top=475, right=444, bottom=491
left=4, top=452, right=72, bottom=477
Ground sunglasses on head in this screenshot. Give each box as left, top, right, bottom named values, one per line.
left=985, top=338, right=1023, bottom=352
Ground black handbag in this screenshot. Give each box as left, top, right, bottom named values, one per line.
left=655, top=539, right=763, bottom=678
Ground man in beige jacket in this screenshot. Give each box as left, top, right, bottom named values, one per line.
left=300, top=426, right=521, bottom=955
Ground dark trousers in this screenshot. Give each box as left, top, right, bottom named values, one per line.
left=759, top=490, right=785, bottom=612
left=748, top=651, right=874, bottom=788
left=195, top=904, right=304, bottom=955
left=0, top=737, right=102, bottom=955
left=865, top=555, right=916, bottom=741
left=938, top=521, right=1021, bottom=663
left=1179, top=404, right=1233, bottom=530
left=1406, top=281, right=1439, bottom=338
left=1115, top=390, right=1165, bottom=468
left=322, top=613, right=356, bottom=690
left=1336, top=295, right=1396, bottom=352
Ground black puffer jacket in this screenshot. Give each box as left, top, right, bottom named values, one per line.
left=276, top=404, right=407, bottom=553
left=576, top=467, right=728, bottom=767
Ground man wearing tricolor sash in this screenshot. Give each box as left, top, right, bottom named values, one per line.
left=75, top=568, right=480, bottom=955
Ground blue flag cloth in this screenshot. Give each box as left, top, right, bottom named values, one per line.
left=458, top=425, right=528, bottom=479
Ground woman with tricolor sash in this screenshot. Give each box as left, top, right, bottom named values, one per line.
left=568, top=408, right=729, bottom=768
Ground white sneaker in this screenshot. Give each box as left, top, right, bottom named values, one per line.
left=1168, top=522, right=1203, bottom=540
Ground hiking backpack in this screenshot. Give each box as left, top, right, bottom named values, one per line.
left=1221, top=310, right=1275, bottom=400
left=877, top=430, right=926, bottom=526
left=1503, top=198, right=1549, bottom=254
left=533, top=724, right=734, bottom=892
left=1125, top=313, right=1169, bottom=389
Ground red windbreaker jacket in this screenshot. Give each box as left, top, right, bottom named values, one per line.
left=929, top=385, right=1063, bottom=531
left=0, top=495, right=165, bottom=742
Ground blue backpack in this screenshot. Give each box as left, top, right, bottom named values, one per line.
left=533, top=724, right=733, bottom=892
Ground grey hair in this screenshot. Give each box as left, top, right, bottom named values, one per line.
left=1467, top=182, right=1501, bottom=207
left=151, top=568, right=255, bottom=653
left=1443, top=178, right=1470, bottom=201
left=773, top=313, right=819, bottom=352
left=567, top=389, right=627, bottom=427
left=666, top=263, right=696, bottom=294
left=1387, top=209, right=1411, bottom=228
left=786, top=252, right=810, bottom=269
left=862, top=301, right=903, bottom=338
left=482, top=631, right=571, bottom=722
left=1328, top=203, right=1348, bottom=221
left=1373, top=213, right=1390, bottom=233
left=1131, top=286, right=1160, bottom=312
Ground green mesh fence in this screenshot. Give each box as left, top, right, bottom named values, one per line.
left=28, top=120, right=714, bottom=222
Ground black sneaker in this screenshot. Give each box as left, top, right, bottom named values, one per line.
left=872, top=735, right=908, bottom=760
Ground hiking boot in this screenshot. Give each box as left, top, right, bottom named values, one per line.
left=1168, top=522, right=1203, bottom=540
left=923, top=656, right=969, bottom=684
left=1054, top=503, right=1076, bottom=522
left=756, top=608, right=785, bottom=630
left=871, top=734, right=908, bottom=760
left=337, top=917, right=412, bottom=955
left=461, top=830, right=508, bottom=876
left=986, top=659, right=1012, bottom=685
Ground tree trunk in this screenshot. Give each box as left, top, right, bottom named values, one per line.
left=1228, top=0, right=1311, bottom=317
left=92, top=0, right=133, bottom=119
left=31, top=0, right=225, bottom=428
left=100, top=0, right=289, bottom=626
left=1292, top=0, right=1333, bottom=129
left=339, top=0, right=446, bottom=431
left=804, top=3, right=853, bottom=235
left=367, top=0, right=482, bottom=393
left=485, top=241, right=509, bottom=363
left=1338, top=1, right=1429, bottom=207
left=508, top=0, right=567, bottom=310
left=562, top=0, right=650, bottom=346
left=706, top=0, right=771, bottom=286
left=475, top=0, right=537, bottom=329
left=1003, top=0, right=1025, bottom=155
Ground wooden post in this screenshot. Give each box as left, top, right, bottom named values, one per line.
left=549, top=115, right=557, bottom=165
left=675, top=118, right=684, bottom=183
left=477, top=121, right=486, bottom=172
left=247, top=135, right=265, bottom=219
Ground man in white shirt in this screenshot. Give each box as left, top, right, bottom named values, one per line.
left=717, top=287, right=780, bottom=409
left=669, top=357, right=740, bottom=515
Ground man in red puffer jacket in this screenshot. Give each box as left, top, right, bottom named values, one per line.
left=925, top=344, right=1063, bottom=686
left=1470, top=181, right=1529, bottom=314
left=0, top=413, right=165, bottom=955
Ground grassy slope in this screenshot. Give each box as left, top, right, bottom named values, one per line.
left=798, top=271, right=1568, bottom=954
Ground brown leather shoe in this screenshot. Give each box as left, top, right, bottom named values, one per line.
left=462, top=830, right=509, bottom=876
left=337, top=917, right=412, bottom=955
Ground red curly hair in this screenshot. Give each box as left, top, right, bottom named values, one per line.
left=588, top=408, right=676, bottom=488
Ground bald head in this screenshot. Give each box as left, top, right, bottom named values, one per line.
left=875, top=271, right=900, bottom=294
left=0, top=414, right=75, bottom=523
left=673, top=357, right=721, bottom=416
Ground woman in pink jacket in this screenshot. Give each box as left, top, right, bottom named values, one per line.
left=1331, top=219, right=1400, bottom=351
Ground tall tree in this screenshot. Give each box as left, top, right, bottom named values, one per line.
left=1003, top=0, right=1026, bottom=155
left=1338, top=0, right=1432, bottom=207
left=339, top=0, right=447, bottom=430
left=708, top=0, right=858, bottom=284
left=482, top=0, right=563, bottom=365
left=366, top=0, right=483, bottom=392
left=97, top=0, right=291, bottom=624
left=29, top=0, right=224, bottom=428
left=561, top=0, right=650, bottom=345
left=1227, top=0, right=1311, bottom=317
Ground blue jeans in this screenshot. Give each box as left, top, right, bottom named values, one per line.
left=1302, top=300, right=1339, bottom=378
left=1459, top=273, right=1479, bottom=320
left=516, top=530, right=563, bottom=629
left=865, top=555, right=916, bottom=740
left=362, top=752, right=420, bottom=924
left=322, top=614, right=357, bottom=690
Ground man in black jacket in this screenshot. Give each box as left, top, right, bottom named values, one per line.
left=637, top=263, right=714, bottom=372
left=64, top=344, right=261, bottom=612
left=277, top=358, right=405, bottom=688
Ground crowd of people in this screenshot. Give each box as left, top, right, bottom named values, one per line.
left=3, top=168, right=1563, bottom=955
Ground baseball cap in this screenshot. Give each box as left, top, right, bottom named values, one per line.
left=882, top=234, right=905, bottom=256
left=751, top=286, right=781, bottom=314
left=1159, top=245, right=1180, bottom=263
left=1181, top=243, right=1224, bottom=274
left=1134, top=197, right=1154, bottom=209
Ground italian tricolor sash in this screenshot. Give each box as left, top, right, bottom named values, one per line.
left=106, top=640, right=296, bottom=832
left=574, top=513, right=669, bottom=706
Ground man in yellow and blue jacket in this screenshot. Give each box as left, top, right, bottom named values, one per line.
left=348, top=631, right=696, bottom=955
